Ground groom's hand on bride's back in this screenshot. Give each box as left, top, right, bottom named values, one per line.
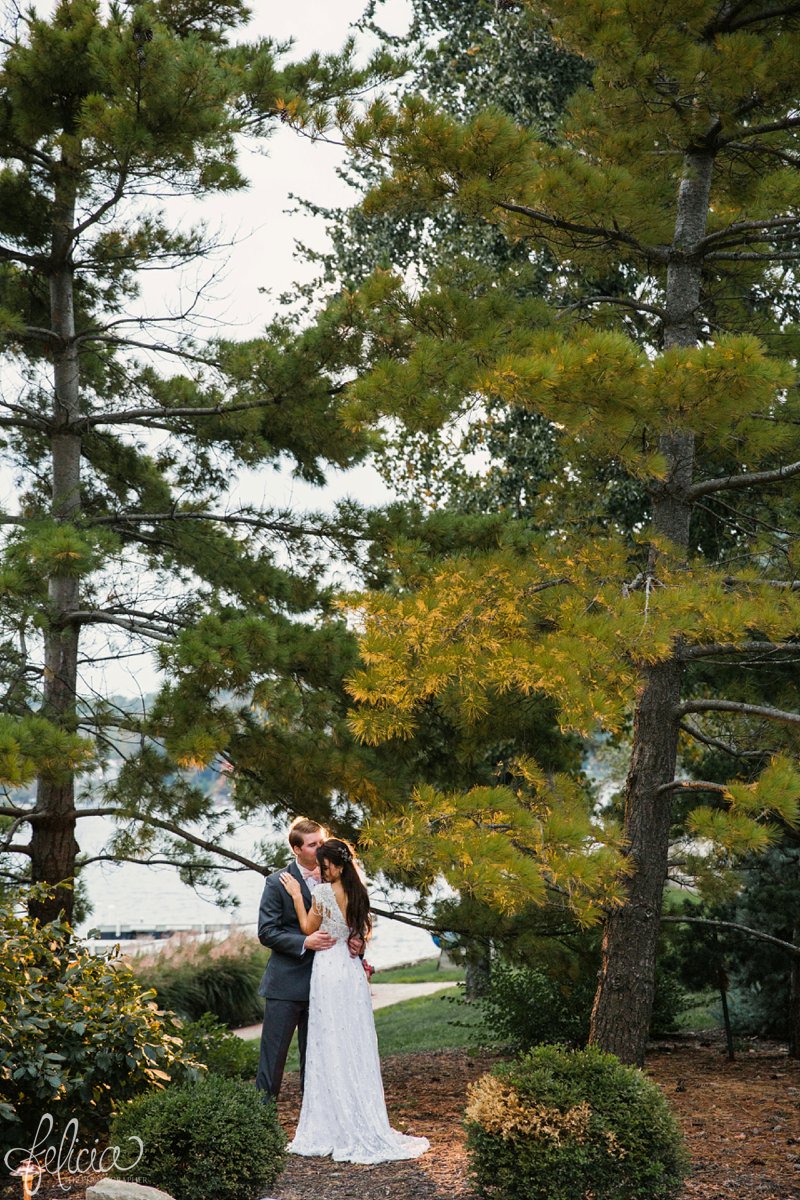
left=304, top=930, right=336, bottom=951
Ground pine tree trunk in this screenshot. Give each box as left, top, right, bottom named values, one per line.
left=789, top=926, right=800, bottom=1059
left=29, top=158, right=81, bottom=927
left=464, top=941, right=492, bottom=1000
left=589, top=151, right=715, bottom=1064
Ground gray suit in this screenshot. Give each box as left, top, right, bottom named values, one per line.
left=255, top=860, right=315, bottom=1098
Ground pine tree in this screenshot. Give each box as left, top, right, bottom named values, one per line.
left=0, top=0, right=398, bottom=924
left=339, top=1, right=800, bottom=1063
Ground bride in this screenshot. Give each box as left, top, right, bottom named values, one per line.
left=279, top=838, right=430, bottom=1164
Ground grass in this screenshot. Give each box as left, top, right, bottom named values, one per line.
left=280, top=988, right=476, bottom=1074
left=372, top=959, right=466, bottom=985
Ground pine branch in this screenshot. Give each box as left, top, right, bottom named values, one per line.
left=699, top=216, right=800, bottom=247
left=0, top=415, right=50, bottom=433
left=689, top=460, right=800, bottom=499
left=660, top=914, right=800, bottom=957
left=76, top=335, right=219, bottom=368
left=0, top=242, right=45, bottom=268
left=370, top=904, right=438, bottom=932
left=77, top=854, right=253, bottom=872
left=696, top=224, right=800, bottom=254
left=678, top=721, right=771, bottom=759
left=87, top=510, right=369, bottom=542
left=64, top=612, right=176, bottom=642
left=724, top=140, right=800, bottom=167
left=721, top=577, right=800, bottom=590
left=719, top=114, right=800, bottom=143
left=71, top=162, right=131, bottom=241
left=0, top=811, right=34, bottom=846
left=719, top=2, right=800, bottom=33
left=72, top=807, right=269, bottom=874
left=655, top=779, right=730, bottom=796
left=558, top=295, right=667, bottom=320
left=80, top=397, right=282, bottom=429
left=682, top=641, right=800, bottom=659
left=706, top=249, right=800, bottom=261
left=676, top=699, right=800, bottom=724
left=495, top=202, right=668, bottom=263
left=0, top=842, right=31, bottom=855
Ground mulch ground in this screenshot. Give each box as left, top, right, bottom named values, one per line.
left=273, top=1036, right=800, bottom=1200
left=10, top=1036, right=800, bottom=1200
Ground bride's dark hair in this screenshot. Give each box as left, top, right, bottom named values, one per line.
left=317, top=838, right=372, bottom=943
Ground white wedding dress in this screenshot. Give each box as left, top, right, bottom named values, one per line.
left=287, top=882, right=430, bottom=1164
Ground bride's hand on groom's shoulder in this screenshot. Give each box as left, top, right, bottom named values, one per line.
left=279, top=871, right=301, bottom=897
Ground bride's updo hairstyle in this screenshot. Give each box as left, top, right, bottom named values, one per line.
left=317, top=838, right=372, bottom=944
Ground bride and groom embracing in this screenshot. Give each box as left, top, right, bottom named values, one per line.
left=255, top=818, right=429, bottom=1164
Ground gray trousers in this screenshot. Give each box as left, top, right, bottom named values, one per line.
left=256, top=998, right=309, bottom=1099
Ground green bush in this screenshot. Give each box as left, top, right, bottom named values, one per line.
left=471, top=961, right=594, bottom=1049
left=0, top=889, right=202, bottom=1161
left=649, top=969, right=688, bottom=1036
left=110, top=1074, right=286, bottom=1200
left=472, top=960, right=687, bottom=1050
left=465, top=1044, right=688, bottom=1200
left=176, top=1013, right=260, bottom=1079
left=130, top=933, right=264, bottom=1026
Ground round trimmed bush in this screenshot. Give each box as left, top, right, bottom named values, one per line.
left=109, top=1074, right=286, bottom=1200
left=465, top=1044, right=688, bottom=1200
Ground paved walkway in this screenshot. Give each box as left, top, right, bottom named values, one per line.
left=233, top=980, right=459, bottom=1040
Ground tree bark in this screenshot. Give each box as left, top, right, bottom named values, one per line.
left=28, top=151, right=82, bottom=926
left=589, top=151, right=715, bottom=1064
left=789, top=925, right=800, bottom=1059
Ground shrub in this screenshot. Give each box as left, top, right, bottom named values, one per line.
left=472, top=960, right=687, bottom=1050
left=129, top=932, right=265, bottom=1026
left=0, top=889, right=202, bottom=1161
left=176, top=1013, right=260, bottom=1079
left=471, top=961, right=594, bottom=1050
left=649, top=969, right=688, bottom=1036
left=465, top=1044, right=688, bottom=1200
left=110, top=1074, right=286, bottom=1200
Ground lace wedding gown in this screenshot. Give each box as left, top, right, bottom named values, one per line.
left=287, top=882, right=430, bottom=1164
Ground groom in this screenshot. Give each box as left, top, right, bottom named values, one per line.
left=255, top=817, right=335, bottom=1099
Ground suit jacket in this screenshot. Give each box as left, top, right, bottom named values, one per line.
left=257, top=860, right=315, bottom=1001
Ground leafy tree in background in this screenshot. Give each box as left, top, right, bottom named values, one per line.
left=338, top=0, right=800, bottom=1064
left=0, top=0, right=400, bottom=924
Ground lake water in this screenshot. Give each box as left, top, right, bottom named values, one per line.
left=74, top=814, right=438, bottom=970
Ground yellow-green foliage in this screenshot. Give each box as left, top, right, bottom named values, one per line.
left=0, top=714, right=93, bottom=788
left=360, top=768, right=629, bottom=924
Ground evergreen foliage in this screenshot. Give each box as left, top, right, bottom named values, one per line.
left=336, top=1, right=800, bottom=1062
left=0, top=1, right=400, bottom=922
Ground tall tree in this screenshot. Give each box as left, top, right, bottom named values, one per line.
left=0, top=0, right=398, bottom=923
left=339, top=0, right=800, bottom=1064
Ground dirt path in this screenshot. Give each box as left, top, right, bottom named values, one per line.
left=233, top=982, right=459, bottom=1040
